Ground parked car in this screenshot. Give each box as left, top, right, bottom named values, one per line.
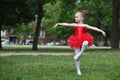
left=46, top=41, right=66, bottom=46
left=26, top=40, right=44, bottom=45
left=46, top=42, right=56, bottom=46
left=1, top=39, right=9, bottom=45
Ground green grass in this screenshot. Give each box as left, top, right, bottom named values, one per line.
left=1, top=45, right=73, bottom=52
left=0, top=52, right=120, bottom=80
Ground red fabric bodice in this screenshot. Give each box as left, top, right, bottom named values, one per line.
left=74, top=26, right=86, bottom=37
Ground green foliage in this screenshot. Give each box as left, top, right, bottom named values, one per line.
left=0, top=53, right=120, bottom=80
left=76, top=0, right=112, bottom=40
left=10, top=22, right=35, bottom=37
left=0, top=0, right=37, bottom=26
left=42, top=0, right=76, bottom=40
left=42, top=0, right=62, bottom=40
left=42, top=0, right=118, bottom=42
left=112, top=0, right=120, bottom=6
left=0, top=0, right=37, bottom=37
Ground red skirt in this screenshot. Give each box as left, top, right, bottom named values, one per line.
left=68, top=33, right=94, bottom=48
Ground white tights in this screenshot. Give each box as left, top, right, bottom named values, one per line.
left=74, top=41, right=88, bottom=75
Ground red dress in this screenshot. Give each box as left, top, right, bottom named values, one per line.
left=68, top=26, right=94, bottom=48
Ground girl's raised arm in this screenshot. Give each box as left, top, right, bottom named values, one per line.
left=86, top=25, right=106, bottom=37
left=53, top=23, right=76, bottom=28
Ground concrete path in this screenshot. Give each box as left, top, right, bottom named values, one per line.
left=0, top=51, right=73, bottom=57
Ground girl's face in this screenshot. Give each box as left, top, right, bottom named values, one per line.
left=75, top=12, right=83, bottom=23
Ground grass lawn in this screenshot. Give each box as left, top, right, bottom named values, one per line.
left=0, top=51, right=120, bottom=80
left=1, top=45, right=120, bottom=52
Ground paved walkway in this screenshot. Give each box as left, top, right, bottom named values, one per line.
left=0, top=51, right=73, bottom=57
left=0, top=50, right=119, bottom=57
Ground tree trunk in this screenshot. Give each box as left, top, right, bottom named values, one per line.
left=32, top=0, right=43, bottom=50
left=104, top=35, right=109, bottom=46
left=110, top=1, right=119, bottom=48
left=0, top=25, right=2, bottom=49
left=104, top=30, right=110, bottom=46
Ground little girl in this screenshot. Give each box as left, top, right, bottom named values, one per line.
left=54, top=10, right=106, bottom=75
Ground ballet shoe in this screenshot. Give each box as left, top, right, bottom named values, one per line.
left=77, top=71, right=81, bottom=75
left=74, top=55, right=79, bottom=61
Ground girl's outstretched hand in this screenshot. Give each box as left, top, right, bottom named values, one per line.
left=101, top=31, right=106, bottom=37
left=53, top=23, right=58, bottom=28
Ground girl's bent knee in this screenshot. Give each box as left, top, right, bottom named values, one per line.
left=83, top=41, right=88, bottom=46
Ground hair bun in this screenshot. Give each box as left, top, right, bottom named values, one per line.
left=82, top=10, right=88, bottom=15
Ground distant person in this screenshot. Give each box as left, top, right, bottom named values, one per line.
left=53, top=10, right=106, bottom=75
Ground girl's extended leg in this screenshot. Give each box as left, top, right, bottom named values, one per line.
left=74, top=41, right=88, bottom=61
left=74, top=48, right=81, bottom=75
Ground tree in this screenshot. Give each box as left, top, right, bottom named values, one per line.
left=57, top=0, right=76, bottom=40
left=42, top=0, right=120, bottom=48
left=111, top=0, right=120, bottom=48
left=0, top=0, right=8, bottom=49
left=42, top=0, right=76, bottom=42
left=0, top=23, right=2, bottom=49
left=11, top=22, right=35, bottom=37
left=32, top=0, right=43, bottom=50
left=32, top=0, right=56, bottom=50
left=42, top=0, right=62, bottom=40
left=0, top=0, right=36, bottom=49
left=43, top=0, right=110, bottom=43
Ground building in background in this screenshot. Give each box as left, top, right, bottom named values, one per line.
left=1, top=27, right=53, bottom=45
